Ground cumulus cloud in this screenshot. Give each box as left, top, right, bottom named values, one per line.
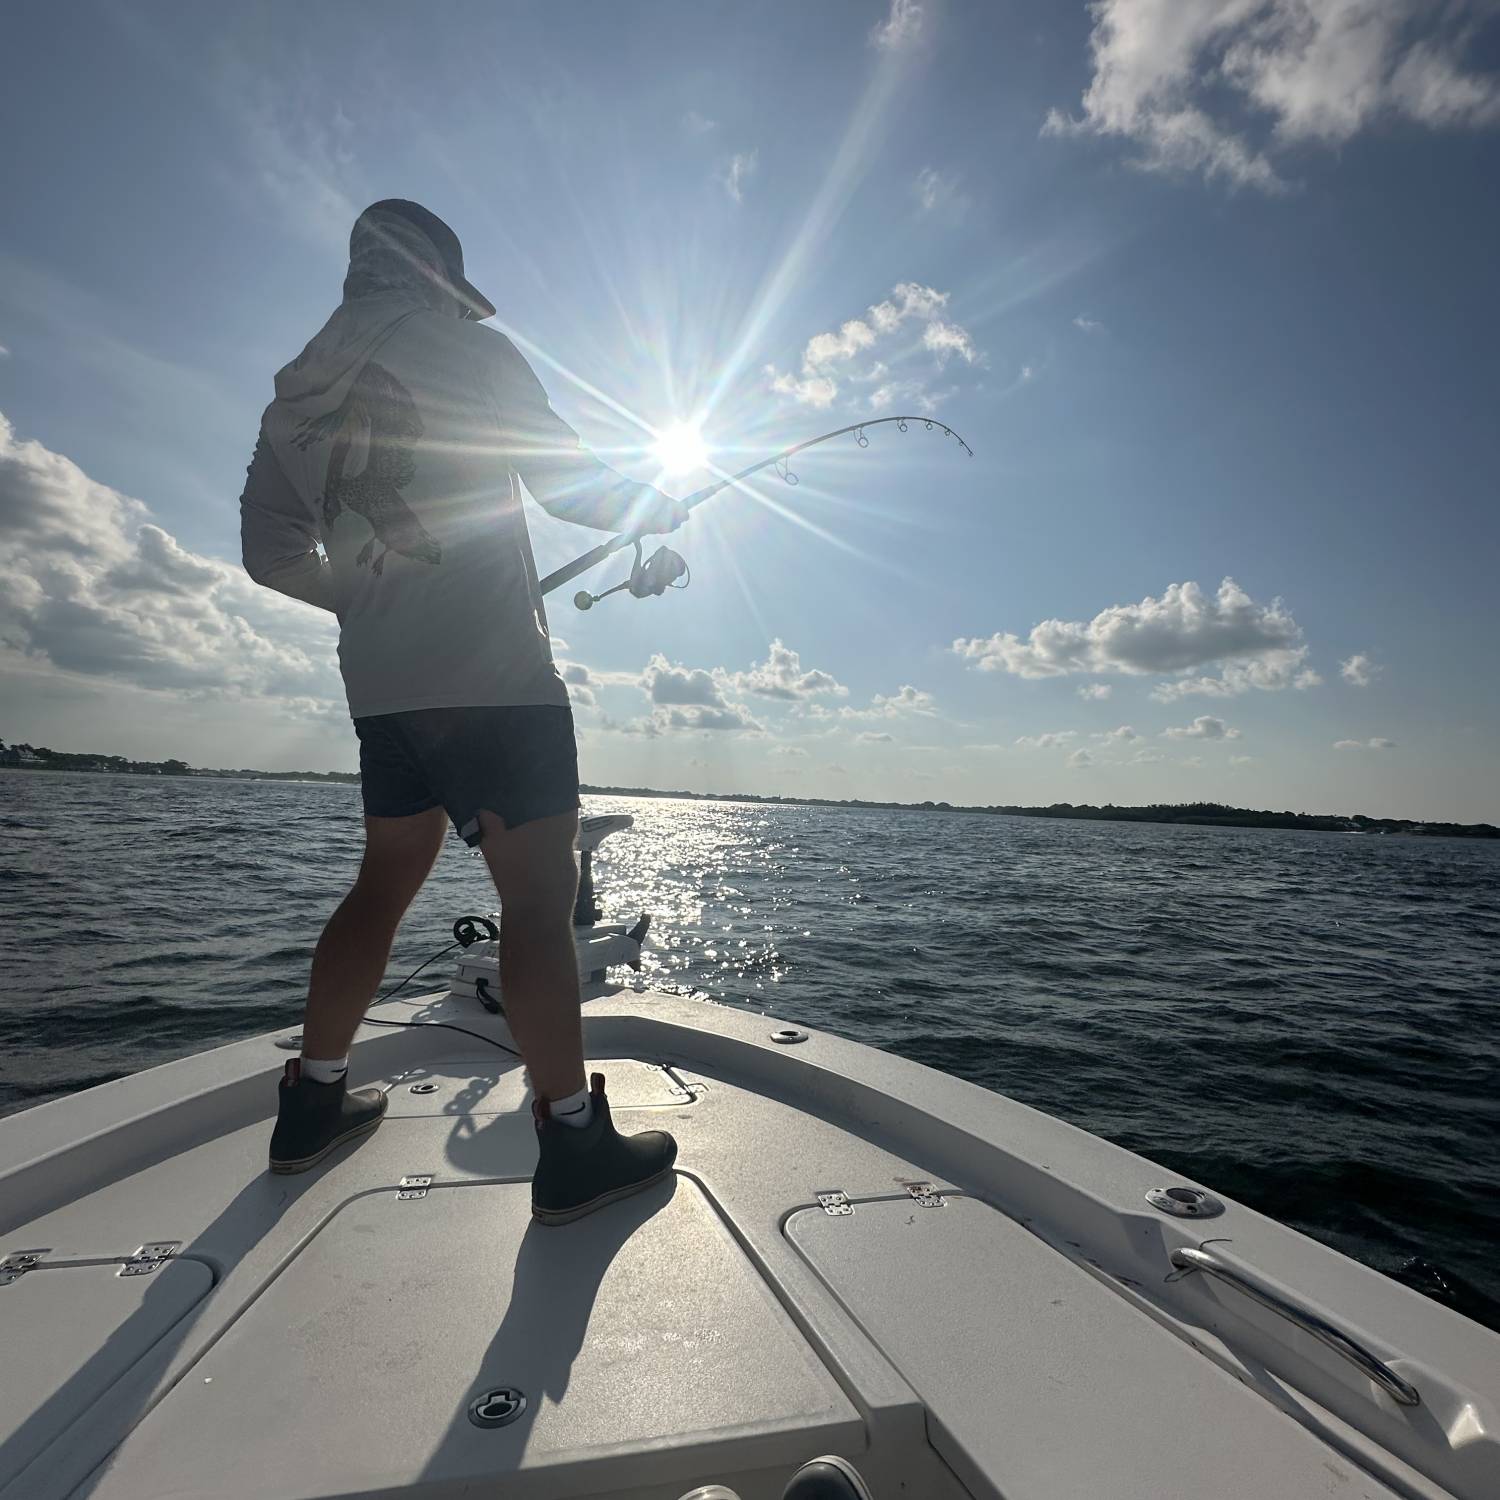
left=729, top=638, right=847, bottom=700
left=720, top=150, right=757, bottom=203
left=555, top=659, right=598, bottom=707
left=871, top=683, right=936, bottom=716
left=871, top=0, right=924, bottom=50
left=1096, top=724, right=1140, bottom=742
left=1341, top=652, right=1380, bottom=686
left=682, top=110, right=717, bottom=135
left=1016, top=730, right=1078, bottom=749
left=857, top=730, right=894, bottom=744
left=1335, top=736, right=1396, bottom=750
left=1163, top=715, right=1241, bottom=741
left=1067, top=747, right=1094, bottom=768
left=640, top=653, right=728, bottom=709
left=1148, top=649, right=1321, bottom=701
left=0, top=410, right=340, bottom=712
left=766, top=281, right=981, bottom=412
left=954, top=578, right=1307, bottom=702
left=1045, top=0, right=1500, bottom=193
left=1073, top=315, right=1104, bottom=333
left=1078, top=682, right=1113, bottom=700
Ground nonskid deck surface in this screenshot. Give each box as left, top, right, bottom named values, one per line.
left=0, top=989, right=1495, bottom=1500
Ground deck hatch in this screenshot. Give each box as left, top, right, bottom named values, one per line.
left=85, top=1178, right=863, bottom=1499
left=787, top=1194, right=1405, bottom=1500
left=0, top=1251, right=214, bottom=1492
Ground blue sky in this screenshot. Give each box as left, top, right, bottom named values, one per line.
left=1, top=0, right=1497, bottom=820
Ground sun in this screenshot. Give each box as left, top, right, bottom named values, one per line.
left=651, top=419, right=710, bottom=476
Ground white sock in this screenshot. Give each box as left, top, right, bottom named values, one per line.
left=302, top=1055, right=349, bottom=1085
left=550, top=1085, right=594, bottom=1129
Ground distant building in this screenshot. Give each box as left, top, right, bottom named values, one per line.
left=0, top=747, right=42, bottom=766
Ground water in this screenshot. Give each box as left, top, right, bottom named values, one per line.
left=3, top=769, right=1498, bottom=1329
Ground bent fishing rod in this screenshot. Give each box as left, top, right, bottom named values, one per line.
left=538, top=415, right=973, bottom=610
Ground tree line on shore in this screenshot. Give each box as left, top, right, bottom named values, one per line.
left=6, top=739, right=1492, bottom=837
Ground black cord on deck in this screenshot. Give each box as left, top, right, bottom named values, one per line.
left=359, top=916, right=520, bottom=1058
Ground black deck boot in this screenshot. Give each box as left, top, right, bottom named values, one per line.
left=531, top=1072, right=677, bottom=1225
left=782, top=1457, right=873, bottom=1500
left=268, top=1060, right=388, bottom=1174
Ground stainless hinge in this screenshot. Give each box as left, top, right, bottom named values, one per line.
left=0, top=1249, right=49, bottom=1286
left=120, top=1242, right=180, bottom=1277
left=397, top=1175, right=433, bottom=1201
left=906, top=1183, right=946, bottom=1208
left=817, top=1191, right=854, bottom=1217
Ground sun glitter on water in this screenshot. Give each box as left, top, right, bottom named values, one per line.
left=651, top=420, right=709, bottom=476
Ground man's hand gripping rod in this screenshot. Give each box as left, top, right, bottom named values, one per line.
left=538, top=415, right=973, bottom=609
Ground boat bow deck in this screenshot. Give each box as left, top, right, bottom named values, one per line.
left=2, top=988, right=1495, bottom=1499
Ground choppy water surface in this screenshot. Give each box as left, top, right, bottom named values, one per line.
left=3, top=770, right=1497, bottom=1328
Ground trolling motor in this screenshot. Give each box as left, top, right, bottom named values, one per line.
left=574, top=538, right=689, bottom=611
left=450, top=814, right=650, bottom=1010
left=540, top=415, right=973, bottom=611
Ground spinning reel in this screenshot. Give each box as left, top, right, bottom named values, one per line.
left=573, top=537, right=690, bottom=611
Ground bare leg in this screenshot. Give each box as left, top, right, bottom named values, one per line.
left=475, top=808, right=585, bottom=1103
left=301, top=807, right=449, bottom=1059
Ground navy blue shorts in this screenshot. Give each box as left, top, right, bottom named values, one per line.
left=353, top=706, right=579, bottom=845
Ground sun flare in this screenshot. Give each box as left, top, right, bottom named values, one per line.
left=651, top=420, right=710, bottom=476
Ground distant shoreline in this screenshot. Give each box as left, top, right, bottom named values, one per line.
left=3, top=745, right=1494, bottom=838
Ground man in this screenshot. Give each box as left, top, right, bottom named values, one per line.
left=241, top=199, right=679, bottom=1224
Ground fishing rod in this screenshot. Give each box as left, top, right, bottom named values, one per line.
left=539, top=414, right=973, bottom=610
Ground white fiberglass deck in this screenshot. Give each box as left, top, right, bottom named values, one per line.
left=2, top=987, right=1496, bottom=1500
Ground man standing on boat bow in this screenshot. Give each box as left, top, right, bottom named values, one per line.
left=240, top=199, right=680, bottom=1222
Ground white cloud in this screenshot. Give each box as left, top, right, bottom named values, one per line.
left=871, top=0, right=924, bottom=50
left=857, top=730, right=894, bottom=744
left=1335, top=736, right=1396, bottom=750
left=868, top=378, right=951, bottom=415
left=682, top=110, right=717, bottom=135
left=1077, top=682, right=1113, bottom=700
left=0, top=411, right=340, bottom=712
left=913, top=166, right=969, bottom=218
left=1163, top=715, right=1241, bottom=741
left=955, top=579, right=1305, bottom=694
left=1067, top=747, right=1095, bottom=768
left=772, top=744, right=809, bottom=758
left=871, top=683, right=936, bottom=716
left=1096, top=724, right=1140, bottom=742
left=730, top=639, right=847, bottom=701
left=805, top=319, right=879, bottom=366
left=923, top=321, right=980, bottom=364
left=765, top=366, right=838, bottom=409
left=1230, top=754, right=1255, bottom=765
left=555, top=660, right=598, bottom=707
left=767, top=281, right=980, bottom=411
left=1073, top=315, right=1104, bottom=333
left=1046, top=0, right=1500, bottom=193
left=1341, top=652, right=1381, bottom=686
left=1016, top=730, right=1079, bottom=749
left=721, top=150, right=758, bottom=203
left=0, top=343, right=10, bottom=358
left=1148, top=647, right=1319, bottom=700
left=640, top=653, right=727, bottom=709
